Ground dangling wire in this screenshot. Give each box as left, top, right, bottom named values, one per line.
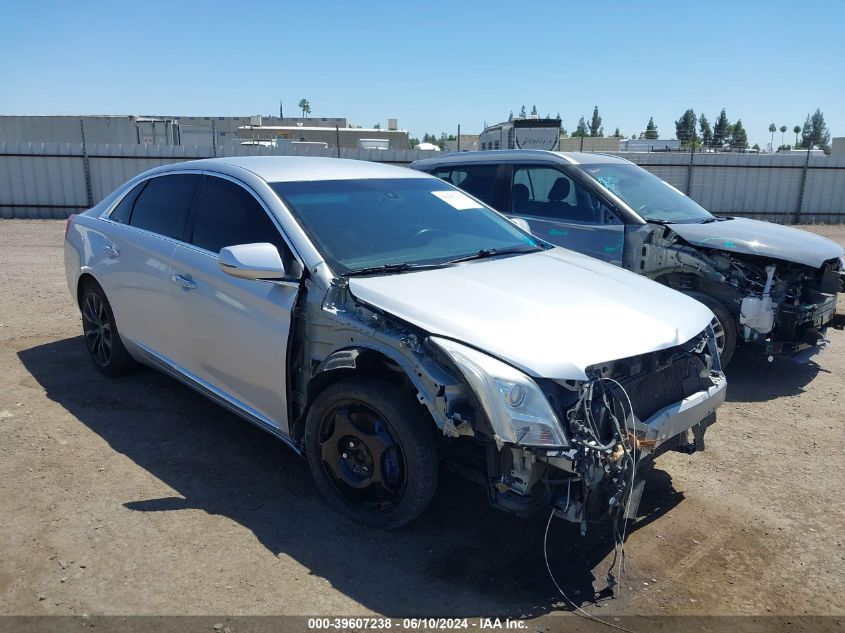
left=544, top=509, right=634, bottom=633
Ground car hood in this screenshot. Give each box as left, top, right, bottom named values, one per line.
left=348, top=248, right=714, bottom=380
left=668, top=217, right=844, bottom=268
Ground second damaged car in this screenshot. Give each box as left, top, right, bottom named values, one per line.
left=412, top=150, right=845, bottom=365
left=64, top=157, right=726, bottom=529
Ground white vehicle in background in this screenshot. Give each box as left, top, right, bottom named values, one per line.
left=479, top=116, right=561, bottom=151
left=64, top=156, right=725, bottom=531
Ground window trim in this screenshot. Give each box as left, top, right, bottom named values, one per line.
left=99, top=169, right=305, bottom=274
left=101, top=170, right=204, bottom=243
left=180, top=171, right=305, bottom=274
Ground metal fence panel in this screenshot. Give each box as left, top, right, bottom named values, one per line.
left=0, top=142, right=88, bottom=218
left=2, top=143, right=845, bottom=221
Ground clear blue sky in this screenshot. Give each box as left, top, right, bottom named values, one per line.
left=2, top=0, right=842, bottom=149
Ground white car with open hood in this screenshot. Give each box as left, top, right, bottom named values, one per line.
left=64, top=156, right=726, bottom=530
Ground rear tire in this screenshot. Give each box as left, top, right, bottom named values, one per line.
left=304, top=376, right=438, bottom=529
left=79, top=281, right=136, bottom=376
left=685, top=292, right=737, bottom=367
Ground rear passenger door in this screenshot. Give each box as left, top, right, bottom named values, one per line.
left=507, top=165, right=625, bottom=265
left=102, top=173, right=200, bottom=358
left=169, top=174, right=301, bottom=432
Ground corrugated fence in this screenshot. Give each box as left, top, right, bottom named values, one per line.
left=2, top=142, right=845, bottom=222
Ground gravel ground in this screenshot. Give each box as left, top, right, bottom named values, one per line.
left=0, top=220, right=843, bottom=625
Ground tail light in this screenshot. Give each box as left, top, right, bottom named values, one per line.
left=64, top=213, right=78, bottom=240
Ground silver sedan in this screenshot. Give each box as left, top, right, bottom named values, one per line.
left=65, top=156, right=726, bottom=529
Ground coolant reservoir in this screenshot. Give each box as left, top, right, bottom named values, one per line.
left=740, top=296, right=775, bottom=334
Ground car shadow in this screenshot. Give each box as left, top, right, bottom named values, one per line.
left=18, top=337, right=684, bottom=618
left=724, top=347, right=826, bottom=403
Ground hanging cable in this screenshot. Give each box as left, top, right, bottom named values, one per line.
left=544, top=509, right=634, bottom=633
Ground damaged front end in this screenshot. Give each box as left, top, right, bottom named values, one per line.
left=628, top=223, right=843, bottom=359
left=291, top=271, right=725, bottom=532
left=430, top=327, right=726, bottom=531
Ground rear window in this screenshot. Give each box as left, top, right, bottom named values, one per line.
left=429, top=165, right=499, bottom=208
left=129, top=174, right=200, bottom=239
left=110, top=181, right=146, bottom=224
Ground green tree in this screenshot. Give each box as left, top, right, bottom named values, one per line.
left=409, top=137, right=420, bottom=148
left=675, top=108, right=699, bottom=147
left=768, top=123, right=777, bottom=150
left=555, top=112, right=561, bottom=121
left=713, top=109, right=731, bottom=147
left=508, top=110, right=513, bottom=122
left=644, top=116, right=658, bottom=139
left=800, top=115, right=813, bottom=148
left=793, top=124, right=801, bottom=145
left=519, top=105, right=527, bottom=118
left=298, top=98, right=311, bottom=118
left=752, top=143, right=761, bottom=152
left=613, top=127, right=622, bottom=137
left=530, top=105, right=538, bottom=116
left=699, top=113, right=713, bottom=147
left=589, top=106, right=603, bottom=137
left=809, top=108, right=831, bottom=151
left=572, top=116, right=589, bottom=137
left=779, top=125, right=787, bottom=147
left=731, top=119, right=748, bottom=149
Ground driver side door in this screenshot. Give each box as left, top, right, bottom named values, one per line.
left=169, top=174, right=301, bottom=434
left=506, top=164, right=626, bottom=265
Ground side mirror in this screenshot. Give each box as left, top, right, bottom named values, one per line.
left=509, top=217, right=532, bottom=233
left=219, top=243, right=287, bottom=280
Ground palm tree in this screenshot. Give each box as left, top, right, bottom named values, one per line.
left=298, top=98, right=311, bottom=118
left=793, top=125, right=801, bottom=146
left=768, top=123, right=776, bottom=149
left=779, top=125, right=787, bottom=147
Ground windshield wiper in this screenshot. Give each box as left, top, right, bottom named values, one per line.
left=343, top=262, right=443, bottom=277
left=698, top=217, right=720, bottom=224
left=643, top=217, right=674, bottom=225
left=440, top=245, right=544, bottom=265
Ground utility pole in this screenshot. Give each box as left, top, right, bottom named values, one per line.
left=457, top=124, right=461, bottom=152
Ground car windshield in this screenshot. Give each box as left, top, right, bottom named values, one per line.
left=579, top=163, right=714, bottom=224
left=270, top=178, right=541, bottom=274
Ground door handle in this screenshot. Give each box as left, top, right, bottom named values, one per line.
left=102, top=245, right=120, bottom=258
left=171, top=274, right=197, bottom=290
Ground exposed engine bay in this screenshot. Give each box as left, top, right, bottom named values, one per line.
left=628, top=223, right=843, bottom=357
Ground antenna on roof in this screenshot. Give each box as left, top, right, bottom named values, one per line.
left=279, top=100, right=283, bottom=118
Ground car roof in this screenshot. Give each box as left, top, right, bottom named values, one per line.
left=411, top=149, right=633, bottom=168
left=153, top=156, right=433, bottom=183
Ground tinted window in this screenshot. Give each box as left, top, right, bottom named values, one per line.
left=271, top=178, right=538, bottom=274
left=110, top=181, right=146, bottom=224
left=512, top=166, right=621, bottom=225
left=129, top=175, right=199, bottom=239
left=429, top=165, right=499, bottom=208
left=190, top=176, right=288, bottom=255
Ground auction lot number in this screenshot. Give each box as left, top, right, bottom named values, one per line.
left=308, top=618, right=526, bottom=630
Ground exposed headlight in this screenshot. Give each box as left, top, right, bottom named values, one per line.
left=430, top=337, right=567, bottom=447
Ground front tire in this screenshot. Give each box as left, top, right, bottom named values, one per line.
left=686, top=292, right=737, bottom=366
left=80, top=281, right=136, bottom=376
left=304, top=377, right=438, bottom=529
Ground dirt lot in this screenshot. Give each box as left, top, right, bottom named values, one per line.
left=1, top=221, right=844, bottom=625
